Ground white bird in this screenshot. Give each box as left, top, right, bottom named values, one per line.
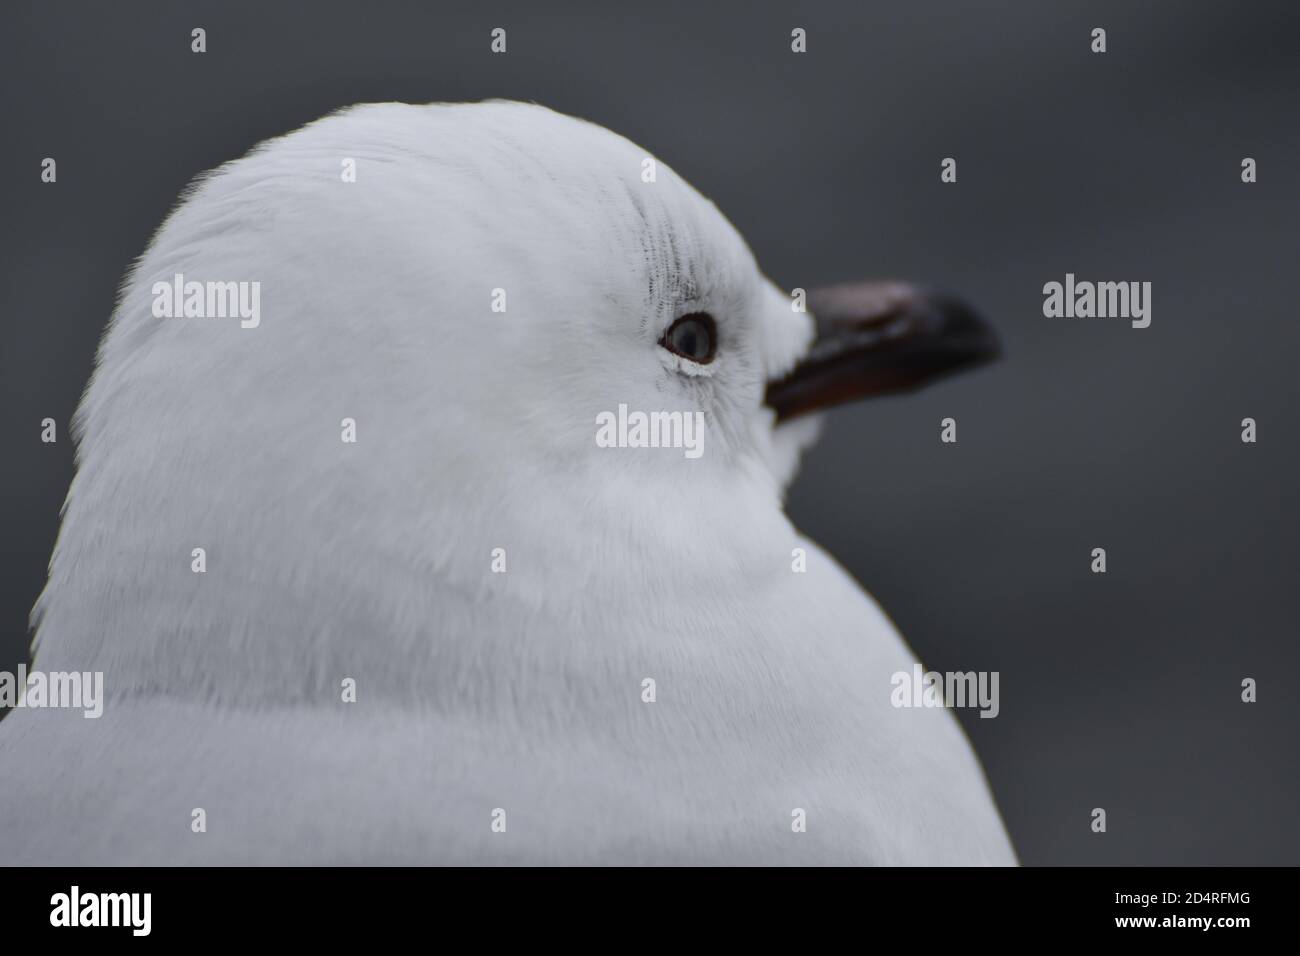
left=0, top=101, right=1014, bottom=865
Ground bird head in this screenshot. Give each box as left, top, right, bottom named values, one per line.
left=32, top=101, right=997, bottom=701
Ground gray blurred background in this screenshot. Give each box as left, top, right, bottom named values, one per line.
left=2, top=0, right=1297, bottom=865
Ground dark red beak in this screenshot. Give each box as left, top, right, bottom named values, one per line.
left=764, top=281, right=1000, bottom=423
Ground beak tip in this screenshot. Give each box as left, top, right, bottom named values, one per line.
left=932, top=293, right=1002, bottom=365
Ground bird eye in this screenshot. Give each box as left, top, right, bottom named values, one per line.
left=660, top=312, right=717, bottom=364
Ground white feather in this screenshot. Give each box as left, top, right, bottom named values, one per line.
left=2, top=102, right=1014, bottom=864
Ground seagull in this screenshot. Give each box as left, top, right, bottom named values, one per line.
left=0, top=101, right=1014, bottom=865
